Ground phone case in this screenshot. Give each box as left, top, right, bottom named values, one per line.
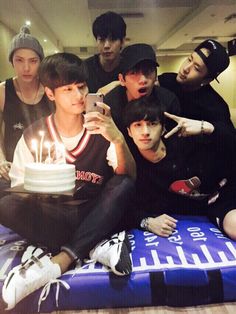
left=86, top=94, right=104, bottom=114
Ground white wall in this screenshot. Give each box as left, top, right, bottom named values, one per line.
left=0, top=22, right=14, bottom=81
left=0, top=22, right=235, bottom=125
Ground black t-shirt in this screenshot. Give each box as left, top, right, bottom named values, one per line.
left=133, top=134, right=228, bottom=223
left=158, top=72, right=236, bottom=180
left=84, top=54, right=122, bottom=93
left=104, top=85, right=181, bottom=133
left=158, top=72, right=235, bottom=132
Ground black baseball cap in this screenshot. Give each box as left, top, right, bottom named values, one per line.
left=194, top=39, right=230, bottom=82
left=121, top=43, right=159, bottom=74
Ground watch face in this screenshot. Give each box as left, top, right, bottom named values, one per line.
left=140, top=218, right=147, bottom=229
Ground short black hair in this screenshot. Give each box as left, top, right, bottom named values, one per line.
left=124, top=95, right=165, bottom=128
left=92, top=11, right=126, bottom=40
left=39, top=52, right=88, bottom=90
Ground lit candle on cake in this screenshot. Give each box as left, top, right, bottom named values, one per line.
left=44, top=141, right=51, bottom=163
left=39, top=131, right=45, bottom=163
left=60, top=144, right=66, bottom=162
left=31, top=139, right=38, bottom=163
left=55, top=141, right=60, bottom=161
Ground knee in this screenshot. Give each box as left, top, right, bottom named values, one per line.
left=0, top=195, right=12, bottom=225
left=0, top=194, right=26, bottom=225
left=223, top=209, right=236, bottom=240
left=107, top=175, right=135, bottom=193
left=116, top=175, right=135, bottom=197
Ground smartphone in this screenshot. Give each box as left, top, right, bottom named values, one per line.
left=86, top=93, right=104, bottom=114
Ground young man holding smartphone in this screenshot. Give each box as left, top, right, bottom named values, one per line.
left=0, top=52, right=136, bottom=310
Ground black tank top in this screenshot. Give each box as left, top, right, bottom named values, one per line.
left=3, top=78, right=54, bottom=161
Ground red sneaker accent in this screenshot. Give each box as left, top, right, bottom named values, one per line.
left=169, top=176, right=201, bottom=195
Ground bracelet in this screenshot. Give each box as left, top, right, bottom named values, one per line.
left=201, top=120, right=204, bottom=135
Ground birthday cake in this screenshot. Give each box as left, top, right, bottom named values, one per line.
left=24, top=163, right=76, bottom=193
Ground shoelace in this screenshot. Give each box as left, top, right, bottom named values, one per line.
left=37, top=279, right=70, bottom=312
left=71, top=260, right=95, bottom=278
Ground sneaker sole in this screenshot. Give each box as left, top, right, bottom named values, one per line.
left=113, top=233, right=132, bottom=276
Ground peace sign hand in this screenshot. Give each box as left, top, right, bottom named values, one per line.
left=164, top=112, right=214, bottom=139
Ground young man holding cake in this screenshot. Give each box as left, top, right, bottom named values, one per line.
left=0, top=52, right=136, bottom=310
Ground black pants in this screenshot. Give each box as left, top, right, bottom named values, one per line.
left=0, top=175, right=135, bottom=260
left=0, top=177, right=10, bottom=199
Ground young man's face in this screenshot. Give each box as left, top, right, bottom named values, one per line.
left=128, top=120, right=163, bottom=151
left=119, top=62, right=157, bottom=101
left=12, top=48, right=41, bottom=82
left=176, top=48, right=209, bottom=88
left=97, top=36, right=124, bottom=64
left=46, top=82, right=88, bottom=115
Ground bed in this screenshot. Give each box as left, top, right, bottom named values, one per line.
left=1, top=215, right=236, bottom=313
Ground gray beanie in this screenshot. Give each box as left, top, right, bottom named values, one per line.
left=9, top=25, right=44, bottom=62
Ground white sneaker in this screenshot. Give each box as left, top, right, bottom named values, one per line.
left=89, top=231, right=132, bottom=276
left=2, top=247, right=61, bottom=310
left=21, top=245, right=49, bottom=263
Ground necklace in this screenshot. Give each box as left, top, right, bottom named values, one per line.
left=15, top=78, right=40, bottom=105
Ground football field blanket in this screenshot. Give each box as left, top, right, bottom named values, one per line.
left=1, top=215, right=236, bottom=312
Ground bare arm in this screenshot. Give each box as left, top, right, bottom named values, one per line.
left=0, top=109, right=5, bottom=160
left=0, top=82, right=6, bottom=158
left=0, top=82, right=11, bottom=180
left=83, top=103, right=136, bottom=180
left=110, top=132, right=136, bottom=179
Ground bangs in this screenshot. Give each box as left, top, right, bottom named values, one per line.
left=124, top=96, right=165, bottom=127
left=50, top=63, right=88, bottom=90
left=130, top=107, right=161, bottom=125
left=98, top=30, right=120, bottom=41
left=39, top=53, right=88, bottom=90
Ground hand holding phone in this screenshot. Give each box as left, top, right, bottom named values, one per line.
left=85, top=93, right=104, bottom=114
left=85, top=93, right=105, bottom=131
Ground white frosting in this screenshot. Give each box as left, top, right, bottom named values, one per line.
left=24, top=163, right=76, bottom=192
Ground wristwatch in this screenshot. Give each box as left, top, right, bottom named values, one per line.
left=140, top=217, right=150, bottom=231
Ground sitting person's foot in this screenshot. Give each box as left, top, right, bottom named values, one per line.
left=2, top=246, right=61, bottom=310
left=21, top=245, right=49, bottom=263
left=89, top=231, right=132, bottom=276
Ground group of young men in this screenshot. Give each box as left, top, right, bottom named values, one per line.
left=0, top=10, right=236, bottom=311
